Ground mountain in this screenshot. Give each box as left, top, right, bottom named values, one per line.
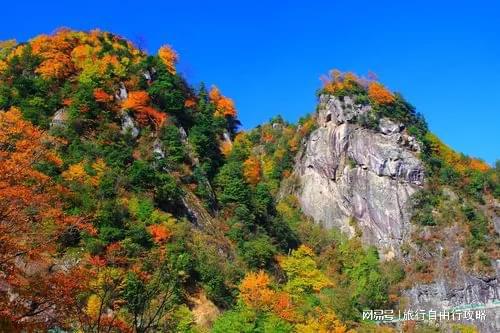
left=0, top=29, right=498, bottom=333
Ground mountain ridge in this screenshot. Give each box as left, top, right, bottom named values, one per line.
left=0, top=28, right=498, bottom=333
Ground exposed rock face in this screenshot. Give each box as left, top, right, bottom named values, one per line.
left=404, top=253, right=500, bottom=333
left=295, top=95, right=424, bottom=257
left=50, top=108, right=68, bottom=128
left=294, top=94, right=499, bottom=331
left=115, top=82, right=128, bottom=101
left=153, top=138, right=165, bottom=159
left=120, top=111, right=139, bottom=138
left=318, top=95, right=371, bottom=125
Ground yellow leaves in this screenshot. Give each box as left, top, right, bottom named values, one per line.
left=295, top=309, right=352, bottom=333
left=62, top=162, right=87, bottom=183
left=209, top=86, right=237, bottom=118
left=425, top=132, right=490, bottom=174
left=89, top=267, right=125, bottom=291
left=368, top=82, right=395, bottom=105
left=299, top=117, right=316, bottom=137
left=262, top=156, right=275, bottom=179
left=0, top=39, right=17, bottom=52
left=62, top=159, right=107, bottom=187
left=0, top=39, right=17, bottom=68
left=279, top=245, right=333, bottom=296
left=243, top=156, right=262, bottom=185
left=85, top=294, right=101, bottom=319
left=0, top=60, right=7, bottom=73
left=71, top=44, right=98, bottom=68
left=29, top=29, right=142, bottom=81
left=158, top=45, right=178, bottom=75
left=92, top=159, right=107, bottom=180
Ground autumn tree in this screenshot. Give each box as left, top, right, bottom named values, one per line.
left=30, top=29, right=78, bottom=79
left=295, top=309, right=353, bottom=333
left=158, top=45, right=178, bottom=75
left=93, top=88, right=114, bottom=103
left=368, top=82, right=395, bottom=104
left=279, top=245, right=333, bottom=296
left=209, top=86, right=237, bottom=118
left=0, top=107, right=93, bottom=329
left=122, top=90, right=166, bottom=127
left=243, top=155, right=262, bottom=185
left=239, top=271, right=275, bottom=311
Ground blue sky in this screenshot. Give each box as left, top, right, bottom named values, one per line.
left=1, top=0, right=499, bottom=163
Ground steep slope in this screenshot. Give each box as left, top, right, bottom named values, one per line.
left=1, top=30, right=499, bottom=333
left=291, top=71, right=500, bottom=332
left=295, top=94, right=424, bottom=259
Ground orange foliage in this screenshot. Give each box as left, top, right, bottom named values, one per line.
left=30, top=29, right=78, bottom=79
left=0, top=107, right=93, bottom=328
left=27, top=29, right=142, bottom=81
left=243, top=156, right=262, bottom=185
left=136, top=106, right=167, bottom=127
left=184, top=98, right=197, bottom=108
left=148, top=224, right=172, bottom=243
left=322, top=70, right=360, bottom=94
left=239, top=271, right=275, bottom=310
left=158, top=45, right=178, bottom=75
left=273, top=291, right=296, bottom=321
left=239, top=271, right=297, bottom=321
left=220, top=140, right=233, bottom=157
left=93, top=88, right=113, bottom=103
left=122, top=91, right=166, bottom=127
left=122, top=90, right=150, bottom=109
left=368, top=82, right=395, bottom=104
left=209, top=86, right=237, bottom=118
left=262, top=130, right=274, bottom=143
left=426, top=133, right=490, bottom=174
left=469, top=159, right=490, bottom=173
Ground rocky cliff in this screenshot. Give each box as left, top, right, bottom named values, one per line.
left=294, top=94, right=424, bottom=258
left=293, top=94, right=500, bottom=332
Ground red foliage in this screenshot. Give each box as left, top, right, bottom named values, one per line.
left=0, top=108, right=95, bottom=329
left=148, top=224, right=172, bottom=243
left=93, top=88, right=113, bottom=103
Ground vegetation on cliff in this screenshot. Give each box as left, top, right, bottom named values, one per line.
left=0, top=30, right=497, bottom=332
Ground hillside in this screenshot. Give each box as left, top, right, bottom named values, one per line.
left=0, top=29, right=498, bottom=333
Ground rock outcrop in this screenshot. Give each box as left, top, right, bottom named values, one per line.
left=294, top=94, right=424, bottom=258
left=50, top=108, right=68, bottom=128
left=293, top=94, right=499, bottom=331
left=404, top=255, right=500, bottom=332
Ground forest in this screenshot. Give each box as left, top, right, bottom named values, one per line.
left=0, top=29, right=498, bottom=333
